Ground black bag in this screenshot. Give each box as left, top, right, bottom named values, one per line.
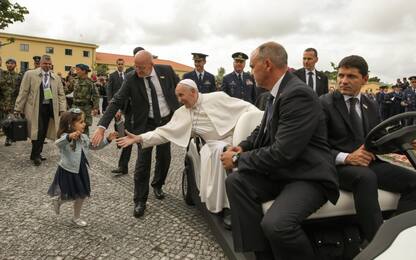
left=2, top=114, right=28, bottom=142
left=306, top=223, right=362, bottom=260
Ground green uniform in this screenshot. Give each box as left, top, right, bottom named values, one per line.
left=68, top=77, right=99, bottom=134
left=0, top=69, right=22, bottom=119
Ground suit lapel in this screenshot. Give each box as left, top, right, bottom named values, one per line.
left=137, top=74, right=149, bottom=105
left=333, top=91, right=355, bottom=134
left=361, top=96, right=371, bottom=135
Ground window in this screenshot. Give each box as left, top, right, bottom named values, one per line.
left=64, top=66, right=72, bottom=71
left=20, top=43, right=29, bottom=52
left=65, top=49, right=72, bottom=56
left=45, top=47, right=54, bottom=54
left=83, top=50, right=90, bottom=57
left=20, top=61, right=29, bottom=73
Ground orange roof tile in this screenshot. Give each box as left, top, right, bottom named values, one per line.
left=96, top=52, right=193, bottom=72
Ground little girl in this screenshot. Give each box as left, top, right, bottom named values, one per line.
left=47, top=108, right=117, bottom=227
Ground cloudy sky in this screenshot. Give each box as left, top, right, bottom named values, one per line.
left=4, top=0, right=416, bottom=83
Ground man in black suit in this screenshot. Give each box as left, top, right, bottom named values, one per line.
left=182, top=53, right=216, bottom=93
left=92, top=50, right=180, bottom=218
left=221, top=52, right=257, bottom=104
left=320, top=55, right=416, bottom=243
left=107, top=58, right=131, bottom=176
left=293, top=48, right=329, bottom=96
left=221, top=42, right=339, bottom=260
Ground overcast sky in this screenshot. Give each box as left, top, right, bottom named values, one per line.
left=4, top=0, right=416, bottom=83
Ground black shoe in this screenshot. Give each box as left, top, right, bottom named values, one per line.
left=5, top=138, right=12, bottom=146
left=33, top=158, right=42, bottom=166
left=112, top=167, right=128, bottom=176
left=40, top=155, right=47, bottom=161
left=153, top=187, right=166, bottom=200
left=223, top=209, right=232, bottom=230
left=133, top=202, right=146, bottom=218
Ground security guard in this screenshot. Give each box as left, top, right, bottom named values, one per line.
left=182, top=53, right=216, bottom=93
left=67, top=64, right=99, bottom=135
left=0, top=58, right=22, bottom=146
left=221, top=52, right=257, bottom=103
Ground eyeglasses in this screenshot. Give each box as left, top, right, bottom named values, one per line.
left=68, top=108, right=82, bottom=114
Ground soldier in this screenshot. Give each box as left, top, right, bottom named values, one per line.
left=67, top=64, right=99, bottom=135
left=221, top=52, right=257, bottom=103
left=182, top=53, right=216, bottom=93
left=0, top=58, right=22, bottom=146
left=403, top=76, right=416, bottom=124
left=376, top=85, right=390, bottom=120
left=388, top=84, right=404, bottom=117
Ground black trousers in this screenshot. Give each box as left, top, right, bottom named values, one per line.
left=31, top=103, right=53, bottom=160
left=226, top=171, right=327, bottom=260
left=337, top=159, right=416, bottom=241
left=133, top=116, right=171, bottom=204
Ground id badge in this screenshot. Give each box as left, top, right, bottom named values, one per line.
left=44, top=87, right=53, bottom=100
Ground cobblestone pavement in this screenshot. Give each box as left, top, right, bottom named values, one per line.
left=0, top=118, right=227, bottom=260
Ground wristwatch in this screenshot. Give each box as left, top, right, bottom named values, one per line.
left=232, top=152, right=240, bottom=165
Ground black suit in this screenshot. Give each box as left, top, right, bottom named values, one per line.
left=182, top=70, right=216, bottom=93
left=293, top=68, right=329, bottom=96
left=226, top=73, right=339, bottom=260
left=320, top=90, right=416, bottom=241
left=99, top=65, right=180, bottom=204
left=107, top=70, right=125, bottom=101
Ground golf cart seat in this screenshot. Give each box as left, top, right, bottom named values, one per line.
left=231, top=110, right=401, bottom=218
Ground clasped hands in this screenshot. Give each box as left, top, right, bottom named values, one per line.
left=221, top=146, right=242, bottom=170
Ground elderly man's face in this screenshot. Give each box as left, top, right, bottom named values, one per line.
left=135, top=58, right=153, bottom=78
left=6, top=61, right=16, bottom=71
left=40, top=59, right=52, bottom=72
left=250, top=52, right=268, bottom=89
left=337, top=66, right=368, bottom=97
left=233, top=60, right=245, bottom=73
left=175, top=84, right=198, bottom=108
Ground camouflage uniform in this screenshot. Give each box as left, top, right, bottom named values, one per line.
left=0, top=69, right=22, bottom=119
left=67, top=76, right=99, bottom=135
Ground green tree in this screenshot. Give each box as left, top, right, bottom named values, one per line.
left=216, top=67, right=226, bottom=84
left=323, top=61, right=338, bottom=81
left=368, top=76, right=381, bottom=82
left=95, top=64, right=108, bottom=76
left=0, top=0, right=29, bottom=30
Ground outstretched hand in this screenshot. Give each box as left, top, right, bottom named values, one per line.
left=116, top=130, right=142, bottom=148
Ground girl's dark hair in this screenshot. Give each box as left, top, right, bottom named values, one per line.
left=56, top=110, right=84, bottom=138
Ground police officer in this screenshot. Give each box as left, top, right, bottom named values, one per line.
left=221, top=52, right=257, bottom=103
left=0, top=58, right=22, bottom=146
left=388, top=84, right=404, bottom=117
left=67, top=64, right=99, bottom=135
left=376, top=85, right=390, bottom=120
left=33, top=56, right=41, bottom=69
left=403, top=76, right=416, bottom=124
left=182, top=53, right=216, bottom=93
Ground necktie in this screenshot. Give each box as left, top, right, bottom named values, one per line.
left=43, top=73, right=49, bottom=88
left=266, top=94, right=275, bottom=125
left=307, top=71, right=314, bottom=88
left=237, top=73, right=243, bottom=85
left=146, top=76, right=161, bottom=124
left=119, top=72, right=123, bottom=80
left=349, top=98, right=364, bottom=143
left=198, top=73, right=203, bottom=82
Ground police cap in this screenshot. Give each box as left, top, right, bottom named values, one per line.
left=76, top=64, right=91, bottom=72
left=33, top=56, right=41, bottom=62
left=232, top=52, right=248, bottom=61
left=409, top=76, right=416, bottom=81
left=191, top=53, right=208, bottom=61
left=6, top=58, right=16, bottom=64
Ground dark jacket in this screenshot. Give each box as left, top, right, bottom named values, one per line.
left=293, top=68, right=329, bottom=96
left=238, top=72, right=339, bottom=204
left=182, top=70, right=216, bottom=93
left=98, top=65, right=180, bottom=134
left=221, top=71, right=257, bottom=103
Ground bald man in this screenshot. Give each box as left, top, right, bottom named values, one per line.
left=92, top=50, right=180, bottom=218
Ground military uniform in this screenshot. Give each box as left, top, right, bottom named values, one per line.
left=67, top=67, right=99, bottom=135
left=0, top=60, right=22, bottom=121
left=221, top=52, right=257, bottom=103
left=182, top=53, right=216, bottom=93
left=388, top=87, right=404, bottom=117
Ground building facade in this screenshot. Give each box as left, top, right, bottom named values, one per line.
left=0, top=32, right=97, bottom=74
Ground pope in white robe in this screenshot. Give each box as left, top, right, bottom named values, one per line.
left=116, top=79, right=259, bottom=213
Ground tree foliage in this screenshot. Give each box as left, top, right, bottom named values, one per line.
left=215, top=67, right=226, bottom=83
left=95, top=64, right=109, bottom=76
left=0, top=0, right=29, bottom=30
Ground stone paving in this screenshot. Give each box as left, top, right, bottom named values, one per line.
left=0, top=118, right=227, bottom=260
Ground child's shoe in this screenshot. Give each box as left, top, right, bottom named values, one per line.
left=72, top=218, right=87, bottom=227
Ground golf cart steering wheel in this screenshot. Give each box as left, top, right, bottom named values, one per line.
left=365, top=112, right=416, bottom=155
